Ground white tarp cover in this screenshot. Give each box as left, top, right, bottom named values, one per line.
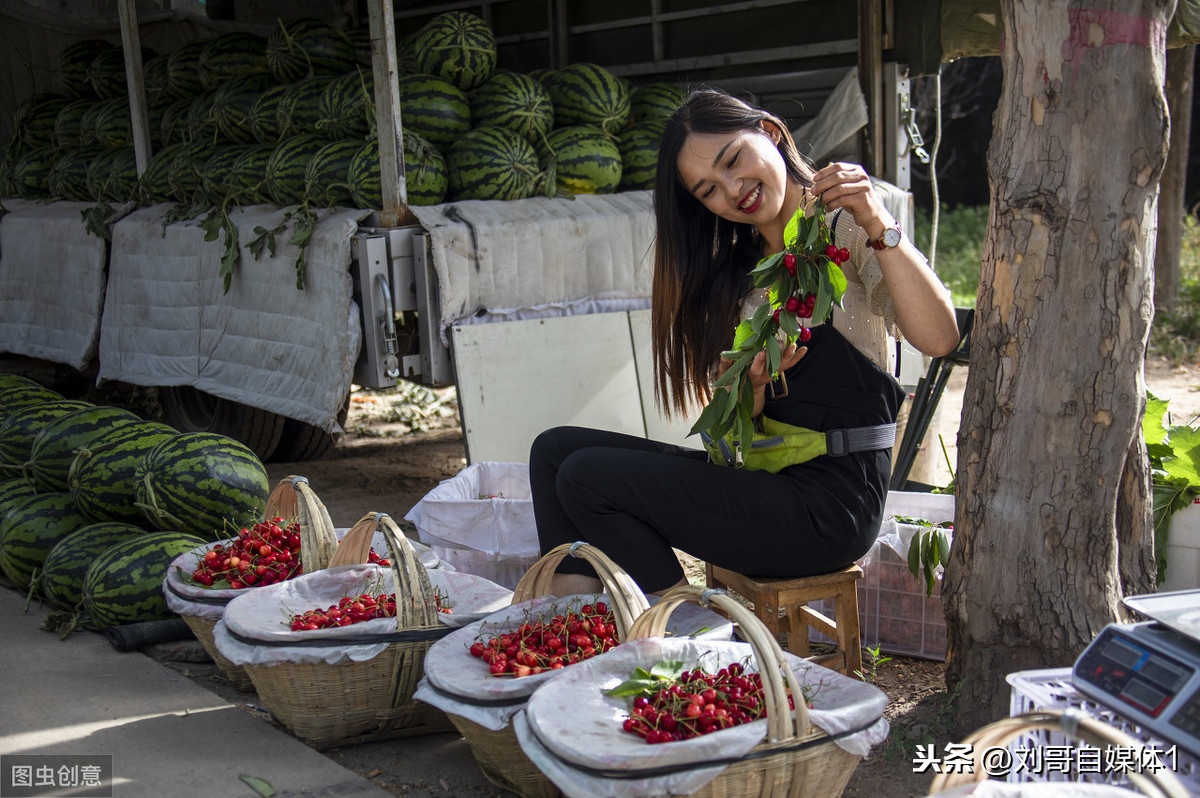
left=408, top=192, right=657, bottom=344
left=0, top=199, right=109, bottom=370
left=98, top=203, right=367, bottom=432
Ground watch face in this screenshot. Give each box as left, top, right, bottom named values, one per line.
left=883, top=227, right=902, bottom=247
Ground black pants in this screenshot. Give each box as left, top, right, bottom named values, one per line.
left=530, top=425, right=881, bottom=593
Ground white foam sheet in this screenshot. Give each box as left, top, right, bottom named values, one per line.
left=0, top=199, right=110, bottom=369
left=408, top=192, right=656, bottom=345
left=513, top=637, right=889, bottom=798
left=98, top=204, right=368, bottom=432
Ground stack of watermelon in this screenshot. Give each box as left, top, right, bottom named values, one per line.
left=0, top=373, right=272, bottom=634
left=0, top=12, right=687, bottom=207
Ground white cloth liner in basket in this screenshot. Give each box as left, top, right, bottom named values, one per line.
left=413, top=592, right=735, bottom=731
left=212, top=563, right=513, bottom=667
left=163, top=528, right=449, bottom=622
left=511, top=637, right=889, bottom=798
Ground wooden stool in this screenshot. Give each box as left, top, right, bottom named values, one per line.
left=705, top=562, right=864, bottom=678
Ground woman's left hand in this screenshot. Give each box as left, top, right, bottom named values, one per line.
left=811, top=162, right=893, bottom=241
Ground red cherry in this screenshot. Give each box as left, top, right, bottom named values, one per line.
left=772, top=308, right=781, bottom=322
left=839, top=248, right=850, bottom=262
left=825, top=244, right=838, bottom=259
left=799, top=327, right=812, bottom=342
left=785, top=296, right=801, bottom=313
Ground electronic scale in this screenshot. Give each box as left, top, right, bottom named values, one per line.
left=1071, top=588, right=1200, bottom=758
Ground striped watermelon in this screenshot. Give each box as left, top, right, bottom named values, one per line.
left=135, top=432, right=270, bottom=542
left=528, top=68, right=556, bottom=87
left=143, top=53, right=173, bottom=105
left=159, top=96, right=193, bottom=147
left=53, top=99, right=93, bottom=149
left=263, top=134, right=327, bottom=207
left=200, top=146, right=252, bottom=206
left=469, top=71, right=554, bottom=144
left=226, top=144, right=276, bottom=205
left=0, top=140, right=22, bottom=197
left=413, top=11, right=496, bottom=92
left=76, top=100, right=108, bottom=148
left=68, top=421, right=177, bottom=526
left=136, top=143, right=181, bottom=203
left=0, top=400, right=91, bottom=479
left=395, top=74, right=469, bottom=151
left=447, top=125, right=541, bottom=201
left=317, top=67, right=375, bottom=140
left=81, top=531, right=208, bottom=629
left=304, top=139, right=362, bottom=206
left=16, top=93, right=71, bottom=148
left=25, top=406, right=142, bottom=494
left=167, top=142, right=219, bottom=204
left=0, top=380, right=61, bottom=413
left=88, top=46, right=155, bottom=100
left=86, top=147, right=137, bottom=202
left=348, top=134, right=447, bottom=209
left=630, top=82, right=686, bottom=128
left=11, top=147, right=59, bottom=199
left=546, top=63, right=630, bottom=136
left=212, top=73, right=276, bottom=145
left=186, top=89, right=223, bottom=147
left=166, top=39, right=210, bottom=100
left=49, top=148, right=102, bottom=201
left=198, top=32, right=270, bottom=90
left=0, top=492, right=89, bottom=591
left=617, top=122, right=661, bottom=191
left=41, top=522, right=150, bottom=611
left=92, top=97, right=132, bottom=148
left=276, top=76, right=336, bottom=139
left=0, top=477, right=38, bottom=512
left=59, top=40, right=114, bottom=100
left=248, top=84, right=288, bottom=144
left=346, top=26, right=371, bottom=68
left=395, top=30, right=421, bottom=75
left=267, top=18, right=358, bottom=83
left=539, top=125, right=622, bottom=195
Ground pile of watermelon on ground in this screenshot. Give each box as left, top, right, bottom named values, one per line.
left=0, top=11, right=683, bottom=218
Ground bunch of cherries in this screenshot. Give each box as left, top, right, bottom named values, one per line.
left=468, top=601, right=618, bottom=678
left=288, top=589, right=451, bottom=631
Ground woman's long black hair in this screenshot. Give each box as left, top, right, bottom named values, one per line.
left=651, top=89, right=815, bottom=418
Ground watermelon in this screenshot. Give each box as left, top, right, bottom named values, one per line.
left=41, top=522, right=150, bottom=611
left=617, top=122, right=661, bottom=191
left=0, top=477, right=38, bottom=512
left=413, top=11, right=496, bottom=92
left=11, top=146, right=59, bottom=199
left=630, top=82, right=686, bottom=128
left=68, top=421, right=177, bottom=526
left=186, top=89, right=223, bottom=147
left=89, top=46, right=157, bottom=100
left=143, top=53, right=174, bottom=105
left=16, top=93, right=72, bottom=148
left=226, top=144, right=276, bottom=205
left=49, top=146, right=97, bottom=201
left=304, top=139, right=362, bottom=206
left=528, top=68, right=556, bottom=87
left=0, top=492, right=89, bottom=591
left=447, top=125, right=541, bottom=202
left=0, top=380, right=62, bottom=413
left=80, top=531, right=208, bottom=629
left=166, top=38, right=210, bottom=100
left=92, top=97, right=132, bottom=148
left=159, top=96, right=193, bottom=147
left=0, top=139, right=22, bottom=197
left=539, top=125, right=622, bottom=195
left=25, top=406, right=142, bottom=494
left=86, top=146, right=137, bottom=202
left=198, top=32, right=270, bottom=90
left=266, top=18, right=358, bottom=83
left=395, top=30, right=421, bottom=76
left=469, top=71, right=554, bottom=144
left=77, top=100, right=108, bottom=148
left=200, top=146, right=252, bottom=206
left=211, top=73, right=276, bottom=145
left=395, top=73, right=469, bottom=151
left=0, top=400, right=91, bottom=479
left=136, top=143, right=183, bottom=203
left=545, top=63, right=630, bottom=136
left=59, top=40, right=114, bottom=100
left=135, top=432, right=270, bottom=542
left=263, top=133, right=328, bottom=207
left=276, top=76, right=336, bottom=139
left=167, top=142, right=219, bottom=204
left=248, top=84, right=288, bottom=144
left=317, top=67, right=375, bottom=140
left=348, top=134, right=447, bottom=210
left=53, top=99, right=93, bottom=149
left=346, top=26, right=371, bottom=68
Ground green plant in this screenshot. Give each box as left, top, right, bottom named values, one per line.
left=1145, top=391, right=1200, bottom=584
left=854, top=644, right=892, bottom=683
left=903, top=519, right=954, bottom=597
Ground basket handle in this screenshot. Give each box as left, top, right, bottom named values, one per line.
left=927, top=709, right=1192, bottom=797
left=265, top=475, right=338, bottom=573
left=336, top=512, right=442, bottom=631
left=628, top=584, right=812, bottom=744
left=510, top=542, right=651, bottom=641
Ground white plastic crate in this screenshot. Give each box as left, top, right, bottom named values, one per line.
left=1005, top=667, right=1200, bottom=792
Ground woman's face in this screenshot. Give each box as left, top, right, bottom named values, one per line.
left=674, top=122, right=788, bottom=226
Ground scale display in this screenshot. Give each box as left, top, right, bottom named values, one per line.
left=1071, top=589, right=1200, bottom=759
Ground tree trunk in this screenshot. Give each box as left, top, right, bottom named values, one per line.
left=943, top=0, right=1173, bottom=733
left=1155, top=44, right=1195, bottom=313
left=1118, top=431, right=1157, bottom=596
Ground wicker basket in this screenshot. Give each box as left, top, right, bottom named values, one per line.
left=242, top=511, right=455, bottom=749
left=172, top=475, right=338, bottom=692
left=447, top=541, right=651, bottom=798
left=927, top=710, right=1192, bottom=797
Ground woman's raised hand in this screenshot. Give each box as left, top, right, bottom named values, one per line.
left=811, top=161, right=893, bottom=241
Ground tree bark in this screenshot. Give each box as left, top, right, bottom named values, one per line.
left=1155, top=44, right=1195, bottom=313
left=943, top=0, right=1173, bottom=733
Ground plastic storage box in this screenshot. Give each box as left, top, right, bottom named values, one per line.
left=1005, top=667, right=1200, bottom=793
left=404, top=462, right=540, bottom=589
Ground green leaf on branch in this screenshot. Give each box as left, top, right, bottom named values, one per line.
left=765, top=333, right=781, bottom=375
left=750, top=251, right=783, bottom=278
